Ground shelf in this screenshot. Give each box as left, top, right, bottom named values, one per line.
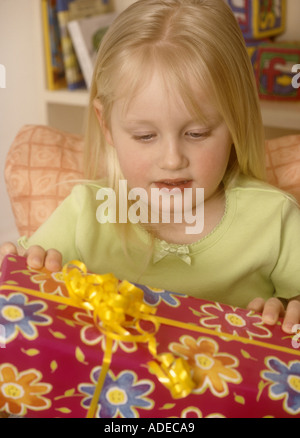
left=260, top=100, right=300, bottom=130
left=44, top=88, right=89, bottom=107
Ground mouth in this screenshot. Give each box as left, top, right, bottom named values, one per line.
left=154, top=179, right=193, bottom=192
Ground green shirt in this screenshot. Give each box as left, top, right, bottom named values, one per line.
left=19, top=175, right=300, bottom=308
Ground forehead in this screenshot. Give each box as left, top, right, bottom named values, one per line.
left=113, top=66, right=219, bottom=124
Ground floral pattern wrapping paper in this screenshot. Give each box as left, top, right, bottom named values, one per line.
left=0, top=255, right=300, bottom=418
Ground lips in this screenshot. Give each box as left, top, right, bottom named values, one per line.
left=154, top=179, right=192, bottom=191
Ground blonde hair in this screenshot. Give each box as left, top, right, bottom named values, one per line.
left=84, top=0, right=266, bottom=189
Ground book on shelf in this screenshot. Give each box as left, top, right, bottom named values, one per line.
left=41, top=0, right=115, bottom=91
left=41, top=0, right=66, bottom=90
left=67, top=12, right=118, bottom=89
left=56, top=0, right=86, bottom=90
left=68, top=0, right=114, bottom=20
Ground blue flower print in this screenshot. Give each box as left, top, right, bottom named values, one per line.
left=79, top=366, right=154, bottom=418
left=135, top=283, right=185, bottom=307
left=0, top=293, right=52, bottom=343
left=262, top=357, right=300, bottom=415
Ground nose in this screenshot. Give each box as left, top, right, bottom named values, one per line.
left=159, top=137, right=188, bottom=170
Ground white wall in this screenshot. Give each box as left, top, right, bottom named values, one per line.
left=0, top=0, right=45, bottom=243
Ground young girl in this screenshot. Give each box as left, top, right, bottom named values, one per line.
left=1, top=0, right=300, bottom=333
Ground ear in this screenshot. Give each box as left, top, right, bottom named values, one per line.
left=93, top=98, right=114, bottom=145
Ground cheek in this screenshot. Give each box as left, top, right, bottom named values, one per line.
left=115, top=147, right=151, bottom=185
left=216, top=145, right=232, bottom=173
left=194, top=144, right=232, bottom=182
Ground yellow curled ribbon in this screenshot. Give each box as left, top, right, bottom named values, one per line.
left=62, top=261, right=196, bottom=416
left=148, top=353, right=195, bottom=399
left=63, top=261, right=158, bottom=350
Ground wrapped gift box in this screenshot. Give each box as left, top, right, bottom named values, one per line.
left=226, top=0, right=286, bottom=40
left=255, top=42, right=300, bottom=100
left=0, top=255, right=300, bottom=418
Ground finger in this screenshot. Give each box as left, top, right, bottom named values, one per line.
left=0, top=242, right=17, bottom=256
left=26, top=245, right=48, bottom=269
left=282, top=299, right=300, bottom=334
left=44, top=249, right=62, bottom=272
left=0, top=242, right=17, bottom=266
left=246, top=297, right=266, bottom=313
left=261, top=297, right=285, bottom=326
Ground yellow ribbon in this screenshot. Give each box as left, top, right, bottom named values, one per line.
left=62, top=261, right=194, bottom=416
left=148, top=353, right=195, bottom=399
left=63, top=261, right=158, bottom=348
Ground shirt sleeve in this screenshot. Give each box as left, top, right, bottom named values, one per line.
left=271, top=196, right=300, bottom=300
left=18, top=184, right=87, bottom=265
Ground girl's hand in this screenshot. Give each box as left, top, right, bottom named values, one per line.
left=0, top=242, right=62, bottom=272
left=247, top=296, right=300, bottom=334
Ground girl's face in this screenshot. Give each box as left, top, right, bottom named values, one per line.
left=96, top=70, right=232, bottom=214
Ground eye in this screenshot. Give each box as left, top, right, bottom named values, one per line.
left=185, top=130, right=209, bottom=140
left=133, top=133, right=156, bottom=142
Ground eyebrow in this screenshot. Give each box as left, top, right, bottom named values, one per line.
left=122, top=116, right=221, bottom=129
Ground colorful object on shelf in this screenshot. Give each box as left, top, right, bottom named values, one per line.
left=226, top=0, right=286, bottom=40
left=0, top=255, right=300, bottom=418
left=255, top=42, right=300, bottom=100
left=56, top=0, right=86, bottom=90
left=245, top=38, right=271, bottom=70
left=41, top=0, right=67, bottom=90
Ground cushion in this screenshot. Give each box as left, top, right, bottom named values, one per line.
left=4, top=125, right=84, bottom=237
left=266, top=135, right=300, bottom=203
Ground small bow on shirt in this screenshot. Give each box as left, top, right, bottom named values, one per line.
left=153, top=241, right=191, bottom=265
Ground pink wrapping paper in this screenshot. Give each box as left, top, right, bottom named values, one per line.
left=0, top=255, right=299, bottom=418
